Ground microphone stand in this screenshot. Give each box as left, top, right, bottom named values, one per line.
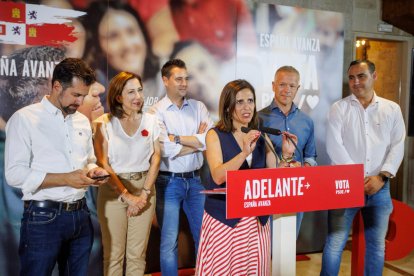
left=261, top=134, right=279, bottom=168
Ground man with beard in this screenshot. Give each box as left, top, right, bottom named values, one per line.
left=5, top=58, right=108, bottom=276
left=0, top=46, right=65, bottom=275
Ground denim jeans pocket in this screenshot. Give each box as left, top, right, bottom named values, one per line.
left=26, top=207, right=57, bottom=225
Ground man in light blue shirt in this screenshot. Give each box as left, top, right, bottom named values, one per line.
left=259, top=65, right=317, bottom=238
left=149, top=59, right=213, bottom=276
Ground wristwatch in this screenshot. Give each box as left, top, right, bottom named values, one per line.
left=378, top=172, right=389, bottom=182
left=174, top=135, right=181, bottom=144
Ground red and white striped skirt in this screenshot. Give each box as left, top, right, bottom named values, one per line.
left=195, top=212, right=271, bottom=276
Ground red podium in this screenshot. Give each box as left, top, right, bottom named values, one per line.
left=224, top=164, right=365, bottom=275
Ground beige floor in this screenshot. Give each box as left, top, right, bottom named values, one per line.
left=297, top=249, right=414, bottom=275
left=145, top=248, right=414, bottom=275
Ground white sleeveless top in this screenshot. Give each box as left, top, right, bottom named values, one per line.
left=95, top=113, right=160, bottom=173
left=246, top=153, right=253, bottom=167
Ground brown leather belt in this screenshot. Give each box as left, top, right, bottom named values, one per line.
left=117, top=171, right=148, bottom=181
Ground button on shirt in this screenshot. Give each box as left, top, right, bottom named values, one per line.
left=326, top=93, right=405, bottom=177
left=149, top=96, right=213, bottom=173
left=259, top=102, right=317, bottom=166
left=5, top=97, right=97, bottom=201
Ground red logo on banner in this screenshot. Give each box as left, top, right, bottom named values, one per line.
left=0, top=2, right=84, bottom=46
left=226, top=164, right=365, bottom=219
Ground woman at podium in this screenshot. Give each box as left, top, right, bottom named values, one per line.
left=196, top=79, right=297, bottom=275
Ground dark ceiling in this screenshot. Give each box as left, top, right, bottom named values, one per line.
left=382, top=0, right=414, bottom=35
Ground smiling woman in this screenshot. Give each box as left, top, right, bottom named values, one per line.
left=93, top=71, right=161, bottom=276
left=82, top=1, right=160, bottom=110
left=83, top=1, right=158, bottom=80
left=98, top=9, right=147, bottom=77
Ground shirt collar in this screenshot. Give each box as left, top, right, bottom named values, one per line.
left=350, top=92, right=379, bottom=106
left=41, top=96, right=74, bottom=118
left=270, top=100, right=298, bottom=115
left=164, top=95, right=189, bottom=110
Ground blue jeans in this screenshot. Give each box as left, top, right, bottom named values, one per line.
left=321, top=182, right=393, bottom=276
left=19, top=201, right=93, bottom=276
left=155, top=174, right=205, bottom=276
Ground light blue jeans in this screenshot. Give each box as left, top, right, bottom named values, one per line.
left=321, top=181, right=393, bottom=276
left=155, top=174, right=205, bottom=276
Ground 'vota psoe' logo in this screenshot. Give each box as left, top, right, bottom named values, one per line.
left=335, top=179, right=350, bottom=195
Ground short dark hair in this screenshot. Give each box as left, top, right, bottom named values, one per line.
left=0, top=46, right=65, bottom=121
left=52, top=58, right=96, bottom=90
left=216, top=79, right=258, bottom=132
left=161, top=59, right=186, bottom=78
left=107, top=71, right=143, bottom=118
left=348, top=59, right=375, bottom=73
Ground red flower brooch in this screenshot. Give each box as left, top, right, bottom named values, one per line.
left=141, top=129, right=149, bottom=137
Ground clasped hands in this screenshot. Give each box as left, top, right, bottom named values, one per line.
left=120, top=190, right=148, bottom=217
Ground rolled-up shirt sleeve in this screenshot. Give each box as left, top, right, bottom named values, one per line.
left=194, top=101, right=214, bottom=151
left=304, top=157, right=317, bottom=166
left=154, top=112, right=182, bottom=158
left=5, top=112, right=46, bottom=194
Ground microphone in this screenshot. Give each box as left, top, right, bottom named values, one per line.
left=240, top=126, right=252, bottom=134
left=241, top=126, right=303, bottom=167
left=241, top=126, right=282, bottom=136
left=259, top=126, right=282, bottom=136
left=258, top=117, right=282, bottom=136
left=240, top=126, right=279, bottom=167
left=258, top=124, right=303, bottom=166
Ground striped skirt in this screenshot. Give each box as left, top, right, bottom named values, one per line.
left=195, top=212, right=271, bottom=276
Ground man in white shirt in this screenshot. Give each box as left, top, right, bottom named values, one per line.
left=0, top=46, right=66, bottom=275
left=149, top=59, right=213, bottom=275
left=5, top=58, right=108, bottom=276
left=321, top=60, right=405, bottom=275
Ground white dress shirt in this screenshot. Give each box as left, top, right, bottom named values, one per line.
left=326, top=93, right=405, bottom=177
left=95, top=112, right=160, bottom=173
left=149, top=96, right=213, bottom=173
left=5, top=97, right=97, bottom=202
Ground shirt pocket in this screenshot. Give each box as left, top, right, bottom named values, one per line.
left=370, top=115, right=391, bottom=145
left=71, top=127, right=92, bottom=161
